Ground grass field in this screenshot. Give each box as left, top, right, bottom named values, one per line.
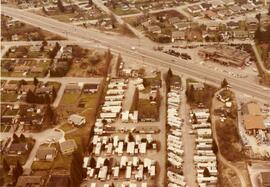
left=60, top=92, right=80, bottom=105
left=1, top=92, right=18, bottom=102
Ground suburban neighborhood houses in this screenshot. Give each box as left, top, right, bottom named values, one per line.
left=1, top=0, right=270, bottom=187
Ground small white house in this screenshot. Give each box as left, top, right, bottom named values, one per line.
left=68, top=114, right=86, bottom=126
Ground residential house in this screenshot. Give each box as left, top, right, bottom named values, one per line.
left=68, top=114, right=86, bottom=126
left=226, top=21, right=239, bottom=30
left=168, top=17, right=182, bottom=25
left=8, top=143, right=29, bottom=155
left=83, top=84, right=99, bottom=93
left=229, top=5, right=242, bottom=14
left=20, top=84, right=36, bottom=94
left=65, top=83, right=81, bottom=92
left=211, top=0, right=224, bottom=9
left=258, top=172, right=270, bottom=187
left=147, top=25, right=162, bottom=34
left=13, top=65, right=30, bottom=73
left=200, top=3, right=212, bottom=11
left=171, top=31, right=185, bottom=42
left=35, top=147, right=57, bottom=161
left=3, top=83, right=18, bottom=92
left=173, top=22, right=190, bottom=31
left=241, top=3, right=256, bottom=11
left=204, top=10, right=218, bottom=20
left=16, top=176, right=45, bottom=187
left=233, top=30, right=249, bottom=40
left=59, top=139, right=77, bottom=155
left=187, top=5, right=202, bottom=14
left=30, top=66, right=44, bottom=74
left=222, top=0, right=235, bottom=6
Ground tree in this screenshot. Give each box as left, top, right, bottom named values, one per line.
left=212, top=139, right=218, bottom=154
left=192, top=113, right=198, bottom=124
left=26, top=90, right=35, bottom=103
left=42, top=40, right=48, bottom=46
left=13, top=133, right=20, bottom=143
left=268, top=4, right=270, bottom=15
left=255, top=13, right=261, bottom=23
left=33, top=77, right=39, bottom=86
left=221, top=78, right=228, bottom=88
left=45, top=104, right=56, bottom=126
left=88, top=0, right=92, bottom=5
left=3, top=158, right=10, bottom=172
left=12, top=161, right=23, bottom=184
left=70, top=150, right=83, bottom=186
left=203, top=167, right=211, bottom=177
left=19, top=79, right=27, bottom=86
left=130, top=88, right=139, bottom=111
left=206, top=116, right=211, bottom=123
left=19, top=134, right=26, bottom=142
left=57, top=0, right=65, bottom=12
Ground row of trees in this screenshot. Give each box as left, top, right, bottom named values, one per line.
left=2, top=159, right=23, bottom=185
left=70, top=151, right=85, bottom=186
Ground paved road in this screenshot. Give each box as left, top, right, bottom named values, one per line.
left=1, top=6, right=270, bottom=103
left=181, top=77, right=198, bottom=187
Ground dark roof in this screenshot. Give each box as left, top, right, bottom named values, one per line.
left=83, top=84, right=98, bottom=90
left=16, top=176, right=43, bottom=187
left=9, top=143, right=28, bottom=153
left=46, top=175, right=70, bottom=187
left=36, top=147, right=57, bottom=160
left=261, top=172, right=270, bottom=185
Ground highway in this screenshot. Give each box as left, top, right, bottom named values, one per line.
left=1, top=6, right=270, bottom=103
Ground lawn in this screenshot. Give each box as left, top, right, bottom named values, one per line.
left=78, top=93, right=99, bottom=108
left=138, top=99, right=159, bottom=120
left=0, top=125, right=11, bottom=132
left=59, top=123, right=74, bottom=132
left=1, top=92, right=18, bottom=102
left=31, top=161, right=53, bottom=170
left=112, top=7, right=140, bottom=16
left=60, top=92, right=80, bottom=105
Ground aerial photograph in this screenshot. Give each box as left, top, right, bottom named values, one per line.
left=0, top=0, right=270, bottom=187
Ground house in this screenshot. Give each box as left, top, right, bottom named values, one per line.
left=13, top=65, right=30, bottom=73
left=211, top=0, right=224, bottom=9
left=59, top=139, right=77, bottom=155
left=83, top=84, right=99, bottom=93
left=200, top=3, right=212, bottom=11
left=35, top=86, right=53, bottom=95
left=168, top=17, right=182, bottom=25
left=222, top=0, right=235, bottom=6
left=20, top=84, right=36, bottom=94
left=16, top=176, right=45, bottom=187
left=9, top=143, right=28, bottom=155
left=233, top=30, right=249, bottom=39
left=258, top=172, right=270, bottom=187
left=173, top=22, right=190, bottom=31
left=187, top=5, right=202, bottom=14
left=171, top=31, right=185, bottom=42
left=241, top=3, right=255, bottom=11
left=207, top=22, right=220, bottom=31
left=68, top=114, right=86, bottom=126
left=3, top=83, right=18, bottom=92
left=217, top=9, right=233, bottom=18
left=243, top=115, right=266, bottom=134
left=204, top=10, right=218, bottom=20
left=35, top=147, right=57, bottom=161
left=229, top=5, right=242, bottom=14
left=65, top=83, right=81, bottom=92
left=226, top=21, right=239, bottom=30
left=147, top=25, right=162, bottom=34
left=11, top=34, right=19, bottom=41
left=30, top=66, right=43, bottom=74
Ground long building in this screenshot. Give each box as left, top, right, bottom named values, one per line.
left=198, top=45, right=250, bottom=67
